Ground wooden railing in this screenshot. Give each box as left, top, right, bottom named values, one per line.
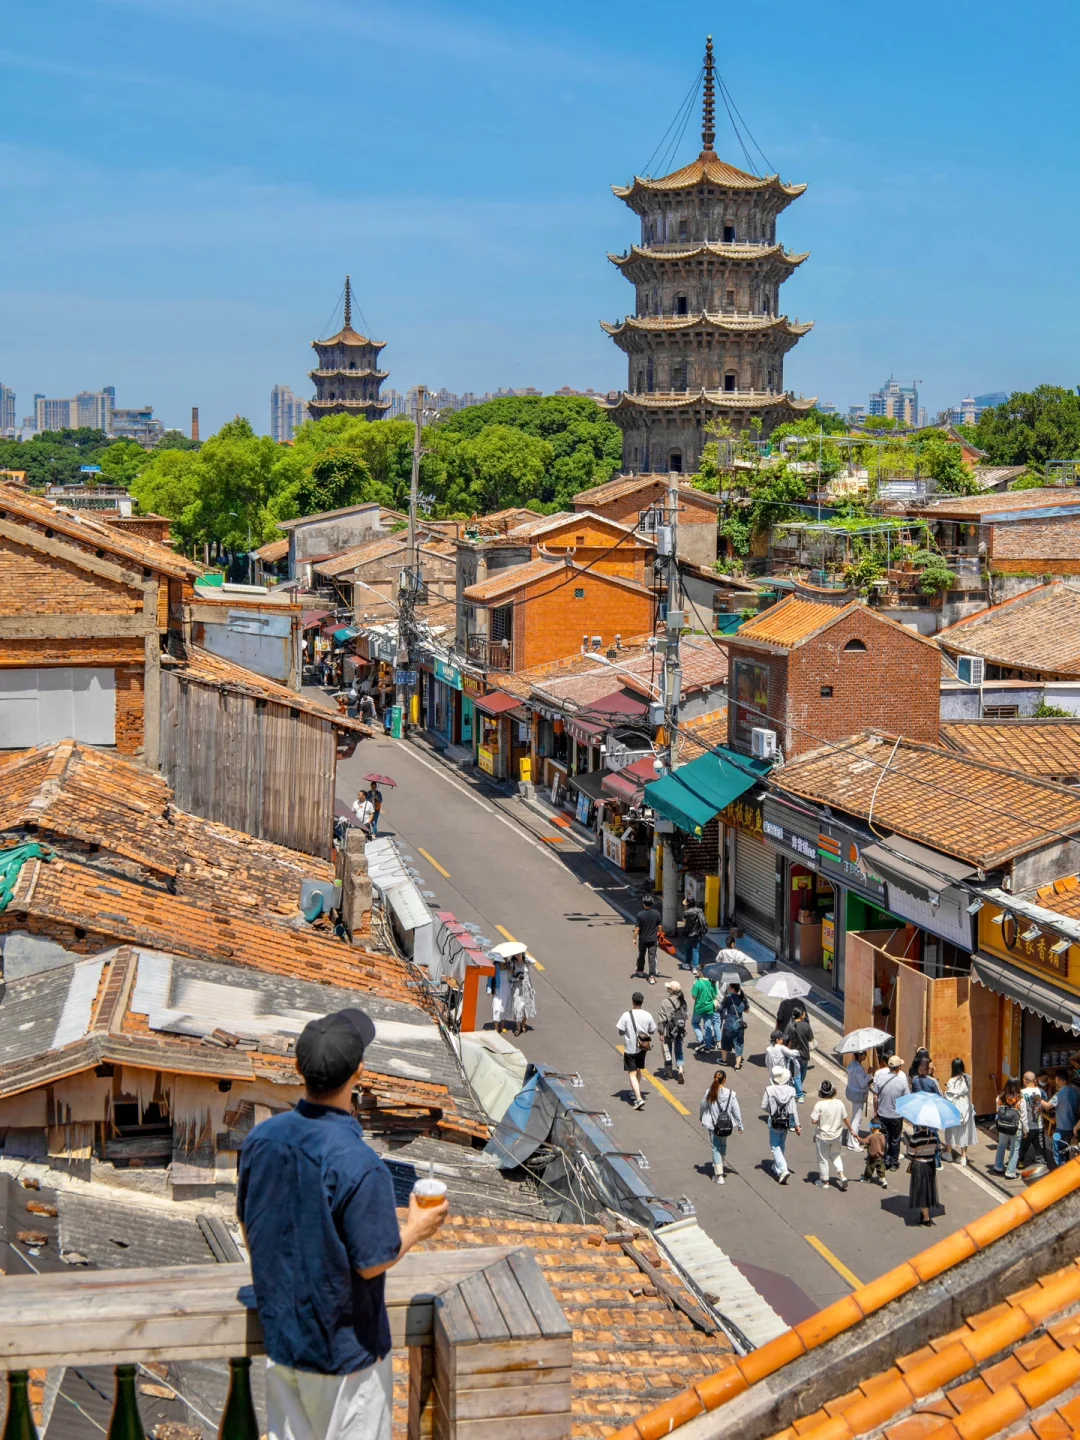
left=465, top=636, right=513, bottom=670
left=0, top=1247, right=572, bottom=1440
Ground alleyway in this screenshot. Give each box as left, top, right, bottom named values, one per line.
left=340, top=734, right=1003, bottom=1324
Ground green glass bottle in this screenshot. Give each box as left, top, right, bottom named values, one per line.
left=3, top=1372, right=39, bottom=1440
left=218, top=1358, right=258, bottom=1440
left=107, top=1365, right=145, bottom=1440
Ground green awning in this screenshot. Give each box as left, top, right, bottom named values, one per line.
left=334, top=626, right=360, bottom=643
left=645, top=747, right=771, bottom=836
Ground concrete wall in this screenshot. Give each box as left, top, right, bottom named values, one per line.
left=289, top=508, right=383, bottom=565
left=940, top=681, right=1080, bottom=721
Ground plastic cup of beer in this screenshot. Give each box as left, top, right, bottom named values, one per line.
left=413, top=1176, right=447, bottom=1209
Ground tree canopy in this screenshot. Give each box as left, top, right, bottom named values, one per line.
left=972, top=385, right=1080, bottom=468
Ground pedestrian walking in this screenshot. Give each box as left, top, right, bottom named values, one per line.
left=1048, top=1068, right=1080, bottom=1167
left=616, top=992, right=657, bottom=1111
left=366, top=784, right=383, bottom=837
left=907, top=1125, right=941, bottom=1226
left=681, top=896, right=708, bottom=975
left=487, top=958, right=513, bottom=1034
left=873, top=1055, right=910, bottom=1170
left=717, top=982, right=749, bottom=1070
left=507, top=954, right=536, bottom=1037
left=764, top=1029, right=800, bottom=1087
left=633, top=896, right=660, bottom=985
left=783, top=1005, right=814, bottom=1099
left=856, top=1118, right=888, bottom=1187
left=993, top=1077, right=1023, bottom=1177
left=1019, top=1071, right=1047, bottom=1169
left=700, top=1069, right=743, bottom=1184
left=943, top=1058, right=977, bottom=1166
left=238, top=1008, right=448, bottom=1440
left=657, top=981, right=688, bottom=1084
left=351, top=793, right=375, bottom=839
left=845, top=1051, right=872, bottom=1150
left=762, top=1065, right=801, bottom=1184
left=690, top=971, right=719, bottom=1051
left=774, top=993, right=803, bottom=1037
left=811, top=1080, right=850, bottom=1190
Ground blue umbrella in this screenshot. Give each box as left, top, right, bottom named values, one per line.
left=895, top=1092, right=962, bottom=1131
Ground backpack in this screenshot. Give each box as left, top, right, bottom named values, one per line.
left=996, top=1102, right=1020, bottom=1135
left=712, top=1093, right=734, bottom=1137
left=767, top=1088, right=796, bottom=1130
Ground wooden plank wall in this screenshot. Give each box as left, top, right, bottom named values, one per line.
left=159, top=673, right=335, bottom=858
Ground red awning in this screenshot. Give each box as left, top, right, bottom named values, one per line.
left=590, top=689, right=650, bottom=718
left=471, top=691, right=521, bottom=717
left=566, top=717, right=605, bottom=745
left=302, top=610, right=331, bottom=630
left=601, top=770, right=645, bottom=804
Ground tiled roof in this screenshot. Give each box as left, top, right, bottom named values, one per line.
left=504, top=511, right=578, bottom=539
left=613, top=153, right=805, bottom=199
left=277, top=503, right=381, bottom=528
left=973, top=465, right=1029, bottom=490
left=0, top=482, right=201, bottom=580
left=937, top=583, right=1080, bottom=676
left=463, top=557, right=651, bottom=604
left=770, top=730, right=1080, bottom=868
left=733, top=595, right=845, bottom=647
left=524, top=638, right=725, bottom=710
left=0, top=740, right=334, bottom=916
left=411, top=1216, right=733, bottom=1438
left=618, top=636, right=728, bottom=691
left=571, top=474, right=722, bottom=510
left=254, top=537, right=289, bottom=562
left=314, top=535, right=406, bottom=577
left=912, top=487, right=1080, bottom=517
left=164, top=645, right=371, bottom=732
left=941, top=719, right=1080, bottom=778
left=6, top=855, right=416, bottom=1004
left=607, top=1160, right=1080, bottom=1440
left=677, top=707, right=729, bottom=760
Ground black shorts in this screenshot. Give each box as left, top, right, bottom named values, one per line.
left=623, top=1050, right=646, bottom=1072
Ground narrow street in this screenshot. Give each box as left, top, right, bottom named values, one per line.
left=341, top=733, right=1002, bottom=1324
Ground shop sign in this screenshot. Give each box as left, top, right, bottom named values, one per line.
left=719, top=793, right=764, bottom=840
left=461, top=673, right=487, bottom=698
left=817, top=821, right=885, bottom=897
left=389, top=705, right=403, bottom=740
left=761, top=799, right=818, bottom=866
left=394, top=669, right=418, bottom=685
left=434, top=659, right=462, bottom=690
left=478, top=746, right=496, bottom=776
left=978, top=904, right=1074, bottom=981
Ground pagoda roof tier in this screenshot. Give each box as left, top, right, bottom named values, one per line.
left=601, top=313, right=813, bottom=339
left=604, top=389, right=818, bottom=415
left=308, top=398, right=393, bottom=414
left=308, top=368, right=390, bottom=381
left=608, top=241, right=809, bottom=271
left=613, top=153, right=806, bottom=203
left=310, top=325, right=386, bottom=352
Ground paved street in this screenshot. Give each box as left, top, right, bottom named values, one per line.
left=341, top=732, right=1004, bottom=1324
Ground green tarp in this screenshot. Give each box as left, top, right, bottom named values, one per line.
left=644, top=747, right=771, bottom=836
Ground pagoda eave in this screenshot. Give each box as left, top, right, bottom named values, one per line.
left=308, top=399, right=392, bottom=414
left=601, top=314, right=813, bottom=340
left=604, top=389, right=818, bottom=415
left=308, top=368, right=390, bottom=381
left=607, top=243, right=809, bottom=271
left=310, top=337, right=387, bottom=353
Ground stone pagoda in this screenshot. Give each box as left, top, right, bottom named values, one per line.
left=308, top=276, right=391, bottom=423
left=603, top=38, right=815, bottom=475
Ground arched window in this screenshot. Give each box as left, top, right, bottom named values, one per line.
left=669, top=451, right=683, bottom=473
left=675, top=294, right=688, bottom=315
left=724, top=372, right=737, bottom=393
left=844, top=638, right=868, bottom=652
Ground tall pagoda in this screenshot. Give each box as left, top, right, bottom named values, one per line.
left=307, top=276, right=391, bottom=423
left=603, top=38, right=814, bottom=475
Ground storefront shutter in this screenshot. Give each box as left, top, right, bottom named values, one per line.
left=735, top=832, right=777, bottom=947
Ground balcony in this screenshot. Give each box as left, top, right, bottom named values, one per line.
left=0, top=1247, right=572, bottom=1440
left=465, top=635, right=513, bottom=670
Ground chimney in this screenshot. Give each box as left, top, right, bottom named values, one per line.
left=191, top=406, right=200, bottom=444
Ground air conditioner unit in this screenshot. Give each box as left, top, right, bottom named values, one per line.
left=751, top=726, right=778, bottom=760
left=591, top=635, right=603, bottom=651
left=957, top=655, right=985, bottom=685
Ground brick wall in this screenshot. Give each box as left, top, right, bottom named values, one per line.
left=106, top=517, right=172, bottom=545
left=0, top=637, right=145, bottom=667
left=726, top=644, right=789, bottom=753
left=989, top=515, right=1080, bottom=564
left=0, top=538, right=144, bottom=616
left=114, top=666, right=145, bottom=755
left=777, top=612, right=938, bottom=757
left=512, top=572, right=654, bottom=670
left=683, top=817, right=720, bottom=873
left=576, top=481, right=717, bottom=534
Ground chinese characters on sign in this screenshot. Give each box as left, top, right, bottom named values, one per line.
left=979, top=906, right=1072, bottom=979
left=763, top=818, right=817, bottom=863
left=817, top=823, right=885, bottom=897
left=720, top=794, right=764, bottom=840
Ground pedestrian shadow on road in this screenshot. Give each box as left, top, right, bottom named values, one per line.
left=877, top=1194, right=946, bottom=1226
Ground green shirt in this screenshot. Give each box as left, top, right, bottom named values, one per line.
left=691, top=977, right=716, bottom=1016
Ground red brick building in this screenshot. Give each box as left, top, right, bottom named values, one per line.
left=506, top=510, right=654, bottom=585
left=726, top=594, right=941, bottom=758
left=571, top=474, right=720, bottom=567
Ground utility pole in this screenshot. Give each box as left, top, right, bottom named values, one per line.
left=659, top=472, right=683, bottom=935
left=395, top=385, right=425, bottom=733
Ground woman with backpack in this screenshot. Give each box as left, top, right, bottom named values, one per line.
left=762, top=1065, right=801, bottom=1184
left=700, top=1069, right=743, bottom=1185
left=657, top=981, right=688, bottom=1085
left=993, top=1076, right=1024, bottom=1178
left=717, top=982, right=750, bottom=1071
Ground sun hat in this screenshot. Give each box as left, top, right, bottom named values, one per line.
left=665, top=980, right=682, bottom=992
left=771, top=1065, right=790, bottom=1083
left=818, top=1079, right=835, bottom=1098
left=888, top=1055, right=904, bottom=1070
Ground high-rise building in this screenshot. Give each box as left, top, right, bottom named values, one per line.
left=603, top=37, right=814, bottom=474
left=35, top=387, right=113, bottom=433
left=270, top=384, right=307, bottom=442
left=868, top=377, right=919, bottom=426
left=110, top=406, right=164, bottom=447
left=974, top=391, right=1008, bottom=415
left=0, top=385, right=15, bottom=435
left=308, top=276, right=390, bottom=423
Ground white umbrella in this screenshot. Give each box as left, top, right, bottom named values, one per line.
left=754, top=972, right=813, bottom=1000
left=895, top=1092, right=962, bottom=1131
left=490, top=940, right=528, bottom=959
left=834, top=1027, right=893, bottom=1055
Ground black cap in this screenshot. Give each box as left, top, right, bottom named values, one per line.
left=296, top=1008, right=376, bottom=1093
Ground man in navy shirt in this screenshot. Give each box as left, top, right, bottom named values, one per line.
left=238, top=1008, right=448, bottom=1440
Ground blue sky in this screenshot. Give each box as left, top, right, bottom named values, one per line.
left=4, top=0, right=1078, bottom=436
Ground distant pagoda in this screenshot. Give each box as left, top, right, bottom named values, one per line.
left=603, top=38, right=815, bottom=475
left=308, top=276, right=391, bottom=423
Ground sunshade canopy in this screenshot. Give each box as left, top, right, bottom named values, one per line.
left=472, top=691, right=521, bottom=717
left=645, top=747, right=771, bottom=836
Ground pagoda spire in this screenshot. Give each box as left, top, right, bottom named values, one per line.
left=343, top=275, right=352, bottom=330
left=701, top=36, right=716, bottom=156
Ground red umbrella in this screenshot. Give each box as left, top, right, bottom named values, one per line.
left=362, top=773, right=397, bottom=787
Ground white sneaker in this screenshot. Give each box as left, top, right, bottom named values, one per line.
left=960, top=1156, right=968, bottom=1167
left=714, top=1174, right=725, bottom=1185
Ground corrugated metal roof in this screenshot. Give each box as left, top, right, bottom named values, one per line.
left=655, top=1217, right=788, bottom=1348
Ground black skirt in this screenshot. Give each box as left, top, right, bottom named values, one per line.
left=909, top=1158, right=939, bottom=1211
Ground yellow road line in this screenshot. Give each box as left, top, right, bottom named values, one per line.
left=416, top=847, right=450, bottom=879
left=495, top=925, right=544, bottom=971
left=804, top=1234, right=862, bottom=1289
left=617, top=1046, right=691, bottom=1116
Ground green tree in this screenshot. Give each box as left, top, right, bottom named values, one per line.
left=129, top=449, right=204, bottom=548
left=973, top=385, right=1080, bottom=468
left=919, top=433, right=981, bottom=495
left=156, top=429, right=201, bottom=451
left=98, top=440, right=147, bottom=488
left=434, top=425, right=553, bottom=513
left=1034, top=700, right=1075, bottom=718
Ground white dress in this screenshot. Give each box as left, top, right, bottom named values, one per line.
left=944, top=1072, right=978, bottom=1149
left=489, top=965, right=513, bottom=1025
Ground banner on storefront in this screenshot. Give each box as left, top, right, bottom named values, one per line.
left=462, top=673, right=487, bottom=698
left=817, top=820, right=885, bottom=898
left=762, top=796, right=819, bottom=867
left=434, top=659, right=462, bottom=690
left=718, top=792, right=764, bottom=840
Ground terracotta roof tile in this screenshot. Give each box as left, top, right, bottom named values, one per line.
left=571, top=474, right=722, bottom=510
left=164, top=645, right=370, bottom=733
left=941, top=720, right=1080, bottom=778
left=768, top=730, right=1080, bottom=868
left=938, top=584, right=1080, bottom=676
left=253, top=538, right=289, bottom=563
left=912, top=488, right=1080, bottom=517
left=313, top=535, right=407, bottom=578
